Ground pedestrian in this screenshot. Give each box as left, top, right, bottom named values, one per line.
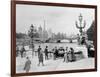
left=53, top=47, right=58, bottom=60
left=37, top=45, right=41, bottom=58
left=20, top=46, right=26, bottom=58
left=38, top=48, right=44, bottom=66
left=44, top=46, right=48, bottom=60
left=24, top=57, right=31, bottom=73
left=68, top=47, right=76, bottom=62
left=63, top=47, right=69, bottom=62
left=16, top=45, right=19, bottom=57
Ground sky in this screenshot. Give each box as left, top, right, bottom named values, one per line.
left=16, top=4, right=95, bottom=36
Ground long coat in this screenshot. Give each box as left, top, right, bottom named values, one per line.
left=24, top=59, right=31, bottom=72
left=37, top=48, right=41, bottom=57
left=39, top=52, right=43, bottom=62
left=44, top=48, right=48, bottom=55
left=68, top=50, right=76, bottom=62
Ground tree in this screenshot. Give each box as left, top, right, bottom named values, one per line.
left=16, top=33, right=26, bottom=39
left=87, top=21, right=95, bottom=41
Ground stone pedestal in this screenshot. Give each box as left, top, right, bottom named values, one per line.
left=75, top=45, right=88, bottom=58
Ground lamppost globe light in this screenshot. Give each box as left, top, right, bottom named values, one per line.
left=79, top=13, right=83, bottom=22
left=76, top=13, right=86, bottom=36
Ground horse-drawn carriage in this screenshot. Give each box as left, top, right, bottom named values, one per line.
left=53, top=47, right=65, bottom=59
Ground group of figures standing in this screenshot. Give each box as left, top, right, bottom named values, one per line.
left=16, top=45, right=76, bottom=73
left=37, top=46, right=76, bottom=66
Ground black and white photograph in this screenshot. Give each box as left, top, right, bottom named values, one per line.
left=14, top=1, right=97, bottom=75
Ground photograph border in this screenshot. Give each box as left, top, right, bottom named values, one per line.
left=11, top=0, right=97, bottom=76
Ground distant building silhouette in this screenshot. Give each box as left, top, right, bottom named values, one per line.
left=38, top=25, right=43, bottom=39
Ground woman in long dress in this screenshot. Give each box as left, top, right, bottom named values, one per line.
left=63, top=47, right=69, bottom=63
left=68, top=47, right=76, bottom=62
left=24, top=57, right=31, bottom=73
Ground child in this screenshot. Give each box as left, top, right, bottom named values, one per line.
left=24, top=57, right=31, bottom=73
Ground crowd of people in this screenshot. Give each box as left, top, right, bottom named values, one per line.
left=16, top=45, right=77, bottom=73
left=16, top=33, right=95, bottom=73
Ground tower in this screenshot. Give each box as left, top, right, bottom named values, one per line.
left=43, top=20, right=48, bottom=41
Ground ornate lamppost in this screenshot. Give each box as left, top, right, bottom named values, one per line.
left=75, top=13, right=86, bottom=36
left=76, top=13, right=87, bottom=45
left=28, top=24, right=37, bottom=57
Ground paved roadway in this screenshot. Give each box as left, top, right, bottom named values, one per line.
left=16, top=51, right=94, bottom=73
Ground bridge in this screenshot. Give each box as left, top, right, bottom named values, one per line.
left=31, top=36, right=78, bottom=43
left=16, top=35, right=78, bottom=46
